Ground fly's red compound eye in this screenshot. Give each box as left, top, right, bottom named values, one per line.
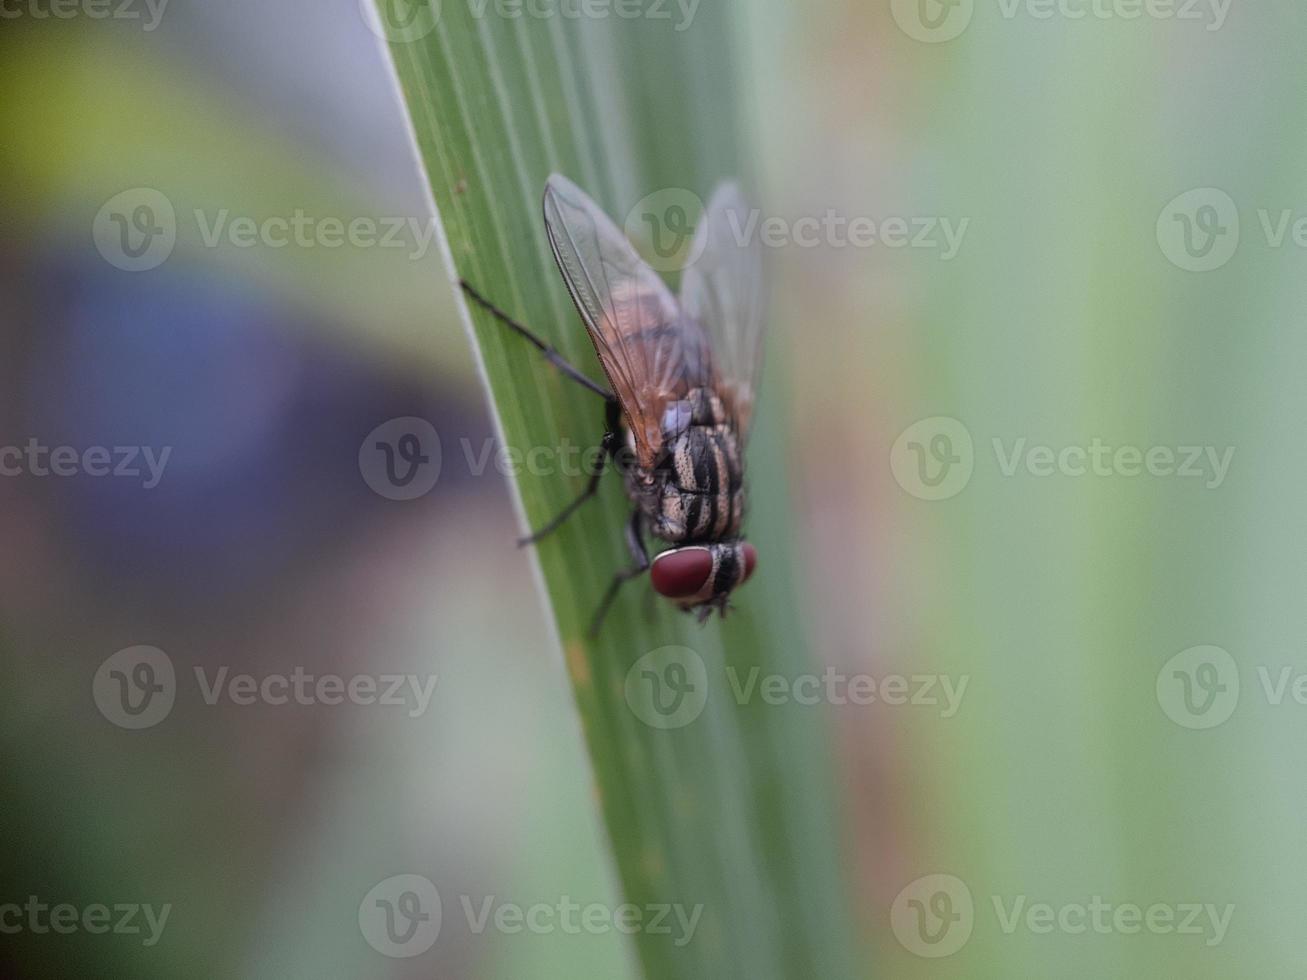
left=741, top=543, right=757, bottom=583
left=650, top=547, right=714, bottom=599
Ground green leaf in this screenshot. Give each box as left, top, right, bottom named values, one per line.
left=375, top=5, right=862, bottom=977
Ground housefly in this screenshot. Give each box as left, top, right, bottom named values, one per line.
left=461, top=174, right=765, bottom=636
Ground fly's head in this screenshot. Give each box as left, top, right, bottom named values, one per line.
left=649, top=540, right=757, bottom=620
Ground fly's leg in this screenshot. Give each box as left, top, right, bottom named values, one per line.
left=641, top=575, right=659, bottom=623
left=518, top=400, right=623, bottom=546
left=459, top=279, right=623, bottom=543
left=516, top=433, right=611, bottom=546
left=589, top=510, right=649, bottom=638
left=459, top=279, right=613, bottom=401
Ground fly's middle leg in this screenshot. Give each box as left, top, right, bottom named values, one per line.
left=518, top=399, right=624, bottom=546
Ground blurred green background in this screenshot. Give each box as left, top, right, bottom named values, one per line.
left=2, top=0, right=1303, bottom=976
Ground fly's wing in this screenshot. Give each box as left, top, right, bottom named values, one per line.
left=543, top=174, right=712, bottom=467
left=679, top=182, right=766, bottom=442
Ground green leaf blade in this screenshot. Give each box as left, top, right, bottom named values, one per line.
left=377, top=7, right=863, bottom=978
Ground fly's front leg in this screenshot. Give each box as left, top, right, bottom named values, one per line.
left=460, top=279, right=613, bottom=401
left=518, top=400, right=624, bottom=546
left=589, top=510, right=650, bottom=638
left=460, top=278, right=623, bottom=544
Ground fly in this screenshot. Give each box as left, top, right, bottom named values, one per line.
left=461, top=174, right=766, bottom=636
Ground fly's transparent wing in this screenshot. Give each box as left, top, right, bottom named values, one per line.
left=679, top=182, right=766, bottom=441
left=543, top=174, right=712, bottom=467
